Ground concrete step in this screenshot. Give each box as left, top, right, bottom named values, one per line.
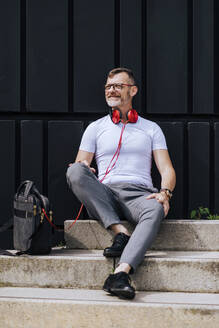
left=0, top=287, right=218, bottom=328
left=64, top=219, right=219, bottom=251
left=0, top=248, right=218, bottom=293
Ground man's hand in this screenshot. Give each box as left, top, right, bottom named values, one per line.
left=68, top=160, right=96, bottom=174
left=146, top=192, right=170, bottom=217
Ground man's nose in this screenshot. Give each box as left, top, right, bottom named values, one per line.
left=108, top=85, right=115, bottom=91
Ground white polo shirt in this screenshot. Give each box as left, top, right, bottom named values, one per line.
left=79, top=115, right=167, bottom=188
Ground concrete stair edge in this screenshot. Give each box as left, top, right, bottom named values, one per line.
left=64, top=219, right=219, bottom=251
left=0, top=249, right=218, bottom=293
left=0, top=288, right=218, bottom=328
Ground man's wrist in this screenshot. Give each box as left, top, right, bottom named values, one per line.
left=160, top=188, right=173, bottom=200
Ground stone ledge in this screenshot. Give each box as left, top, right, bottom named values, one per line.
left=0, top=288, right=218, bottom=328
left=64, top=219, right=219, bottom=251
left=0, top=249, right=218, bottom=293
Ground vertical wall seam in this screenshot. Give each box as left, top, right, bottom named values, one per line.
left=68, top=0, right=73, bottom=113
left=183, top=121, right=189, bottom=217
left=20, top=0, right=26, bottom=113
left=26, top=0, right=30, bottom=112
left=188, top=0, right=193, bottom=114
left=142, top=0, right=147, bottom=113
left=210, top=120, right=215, bottom=212
left=214, top=0, right=218, bottom=114
left=114, top=0, right=120, bottom=67
left=15, top=120, right=21, bottom=191
left=43, top=120, right=48, bottom=196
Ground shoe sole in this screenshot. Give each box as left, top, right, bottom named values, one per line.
left=103, top=287, right=116, bottom=295
left=109, top=288, right=135, bottom=300
left=103, top=251, right=123, bottom=258
left=103, top=287, right=134, bottom=300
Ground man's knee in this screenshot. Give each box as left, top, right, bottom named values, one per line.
left=151, top=200, right=165, bottom=221
left=140, top=199, right=164, bottom=222
left=66, top=162, right=88, bottom=187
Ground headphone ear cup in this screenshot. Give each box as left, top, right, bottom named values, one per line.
left=111, top=108, right=122, bottom=124
left=127, top=109, right=138, bottom=123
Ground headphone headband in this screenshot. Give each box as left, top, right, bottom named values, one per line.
left=109, top=108, right=138, bottom=124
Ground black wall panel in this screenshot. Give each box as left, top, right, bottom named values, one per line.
left=188, top=123, right=210, bottom=214
left=0, top=0, right=20, bottom=111
left=215, top=123, right=219, bottom=212
left=120, top=0, right=142, bottom=111
left=26, top=0, right=68, bottom=112
left=158, top=122, right=184, bottom=219
left=193, top=0, right=214, bottom=113
left=147, top=0, right=187, bottom=113
left=0, top=121, right=15, bottom=225
left=48, top=121, right=84, bottom=224
left=73, top=0, right=115, bottom=113
left=20, top=120, right=43, bottom=191
left=0, top=1, right=219, bottom=247
left=0, top=231, right=13, bottom=249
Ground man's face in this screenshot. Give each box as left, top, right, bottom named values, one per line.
left=105, top=72, right=134, bottom=108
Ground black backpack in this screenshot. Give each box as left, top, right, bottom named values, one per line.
left=12, top=180, right=52, bottom=255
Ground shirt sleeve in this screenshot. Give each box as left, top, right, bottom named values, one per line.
left=152, top=123, right=168, bottom=150
left=79, top=122, right=96, bottom=153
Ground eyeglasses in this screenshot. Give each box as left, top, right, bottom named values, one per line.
left=104, top=83, right=134, bottom=91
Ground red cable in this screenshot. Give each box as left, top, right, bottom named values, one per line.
left=42, top=204, right=84, bottom=231
left=67, top=122, right=127, bottom=231
left=41, top=208, right=63, bottom=230
left=100, top=123, right=126, bottom=182
left=66, top=203, right=84, bottom=230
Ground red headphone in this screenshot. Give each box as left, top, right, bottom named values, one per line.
left=109, top=108, right=138, bottom=124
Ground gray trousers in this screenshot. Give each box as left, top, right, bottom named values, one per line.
left=66, top=163, right=165, bottom=273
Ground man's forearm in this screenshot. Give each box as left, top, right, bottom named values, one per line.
left=160, top=167, right=176, bottom=192
left=147, top=166, right=175, bottom=216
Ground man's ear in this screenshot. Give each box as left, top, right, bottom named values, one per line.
left=130, top=85, right=138, bottom=97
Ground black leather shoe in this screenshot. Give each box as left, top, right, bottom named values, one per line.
left=103, top=232, right=130, bottom=257
left=103, top=272, right=135, bottom=299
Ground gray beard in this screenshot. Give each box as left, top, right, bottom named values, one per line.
left=106, top=98, right=121, bottom=107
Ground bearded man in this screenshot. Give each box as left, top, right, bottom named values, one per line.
left=66, top=67, right=176, bottom=299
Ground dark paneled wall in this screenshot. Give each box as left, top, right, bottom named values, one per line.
left=0, top=0, right=218, bottom=248
left=26, top=0, right=68, bottom=112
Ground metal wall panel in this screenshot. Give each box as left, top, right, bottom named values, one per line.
left=48, top=121, right=84, bottom=224
left=26, top=0, right=68, bottom=112
left=120, top=0, right=142, bottom=111
left=147, top=0, right=187, bottom=113
left=0, top=121, right=15, bottom=225
left=73, top=0, right=115, bottom=113
left=215, top=0, right=219, bottom=114
left=193, top=0, right=214, bottom=113
left=0, top=1, right=219, bottom=247
left=20, top=120, right=43, bottom=191
left=215, top=123, right=219, bottom=212
left=158, top=122, right=184, bottom=219
left=0, top=0, right=20, bottom=111
left=188, top=122, right=210, bottom=214
left=0, top=231, right=13, bottom=249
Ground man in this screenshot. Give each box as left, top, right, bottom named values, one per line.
left=66, top=67, right=176, bottom=299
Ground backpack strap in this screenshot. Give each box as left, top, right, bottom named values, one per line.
left=24, top=181, right=35, bottom=199
left=15, top=180, right=35, bottom=201
left=16, top=181, right=46, bottom=209
left=32, top=185, right=48, bottom=209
